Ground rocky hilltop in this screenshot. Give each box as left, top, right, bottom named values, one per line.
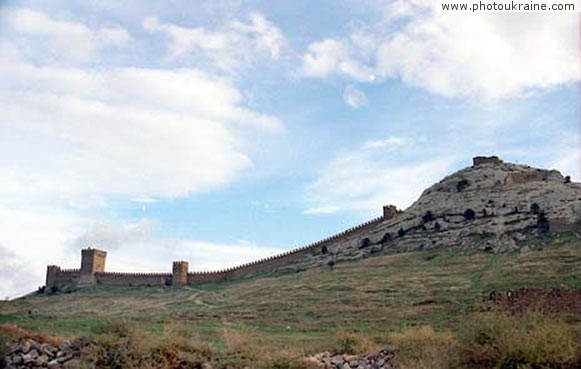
left=326, top=156, right=581, bottom=262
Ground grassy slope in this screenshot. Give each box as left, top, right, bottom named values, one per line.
left=1, top=235, right=581, bottom=350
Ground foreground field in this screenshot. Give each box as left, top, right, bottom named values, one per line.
left=1, top=235, right=581, bottom=367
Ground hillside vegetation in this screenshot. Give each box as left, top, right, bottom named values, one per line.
left=2, top=235, right=581, bottom=367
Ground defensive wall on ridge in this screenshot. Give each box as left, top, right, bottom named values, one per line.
left=45, top=156, right=581, bottom=289
left=46, top=209, right=394, bottom=288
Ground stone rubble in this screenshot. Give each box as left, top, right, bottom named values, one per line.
left=2, top=339, right=80, bottom=369
left=306, top=349, right=396, bottom=369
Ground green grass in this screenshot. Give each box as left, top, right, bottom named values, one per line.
left=2, top=237, right=581, bottom=351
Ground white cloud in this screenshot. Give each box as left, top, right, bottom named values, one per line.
left=68, top=219, right=157, bottom=251
left=303, top=205, right=342, bottom=215
left=0, top=205, right=82, bottom=299
left=0, top=245, right=43, bottom=300
left=0, top=64, right=280, bottom=204
left=362, top=136, right=409, bottom=150
left=343, top=84, right=368, bottom=108
left=299, top=1, right=579, bottom=99
left=304, top=142, right=456, bottom=215
left=143, top=12, right=285, bottom=71
left=2, top=7, right=130, bottom=63
left=299, top=39, right=375, bottom=81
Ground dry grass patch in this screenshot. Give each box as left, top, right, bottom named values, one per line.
left=461, top=312, right=581, bottom=368
left=389, top=325, right=460, bottom=369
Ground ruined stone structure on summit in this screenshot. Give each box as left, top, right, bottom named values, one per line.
left=473, top=155, right=503, bottom=166
left=46, top=156, right=581, bottom=290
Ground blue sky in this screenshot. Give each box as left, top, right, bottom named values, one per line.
left=0, top=0, right=579, bottom=298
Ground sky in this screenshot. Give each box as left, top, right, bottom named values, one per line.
left=0, top=0, right=579, bottom=299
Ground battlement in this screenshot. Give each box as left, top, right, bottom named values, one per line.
left=95, top=272, right=171, bottom=277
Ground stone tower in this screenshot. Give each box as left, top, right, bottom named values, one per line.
left=383, top=205, right=400, bottom=220
left=46, top=265, right=61, bottom=288
left=79, top=248, right=107, bottom=286
left=172, top=261, right=188, bottom=286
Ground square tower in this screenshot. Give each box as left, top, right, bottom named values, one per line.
left=46, top=265, right=61, bottom=288
left=80, top=248, right=107, bottom=275
left=172, top=261, right=189, bottom=286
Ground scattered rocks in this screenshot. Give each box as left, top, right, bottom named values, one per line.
left=307, top=349, right=395, bottom=369
left=3, top=338, right=79, bottom=369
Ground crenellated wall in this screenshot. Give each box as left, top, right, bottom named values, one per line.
left=186, top=215, right=388, bottom=283
left=95, top=272, right=171, bottom=286
left=46, top=267, right=81, bottom=288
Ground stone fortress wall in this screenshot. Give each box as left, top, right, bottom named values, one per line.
left=46, top=156, right=581, bottom=289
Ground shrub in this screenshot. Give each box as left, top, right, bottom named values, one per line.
left=422, top=211, right=435, bottom=223
left=321, top=245, right=328, bottom=255
left=390, top=326, right=460, bottom=369
left=464, top=209, right=475, bottom=220
left=327, top=260, right=335, bottom=270
left=461, top=312, right=579, bottom=369
left=537, top=212, right=549, bottom=234
left=530, top=203, right=540, bottom=214
left=380, top=232, right=392, bottom=243
left=359, top=238, right=371, bottom=249
left=456, top=179, right=470, bottom=192
left=434, top=222, right=441, bottom=231
left=329, top=331, right=378, bottom=355
left=565, top=175, right=571, bottom=183
left=222, top=328, right=259, bottom=355
left=84, top=320, right=213, bottom=369
left=398, top=227, right=406, bottom=237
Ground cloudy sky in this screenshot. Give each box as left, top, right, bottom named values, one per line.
left=0, top=0, right=579, bottom=298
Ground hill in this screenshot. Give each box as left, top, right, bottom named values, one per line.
left=2, top=235, right=581, bottom=366
left=2, top=156, right=581, bottom=368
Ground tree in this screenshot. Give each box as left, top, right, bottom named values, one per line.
left=422, top=211, right=435, bottom=223
left=398, top=227, right=406, bottom=237
left=464, top=208, right=475, bottom=220
left=537, top=211, right=549, bottom=234
left=359, top=238, right=371, bottom=249
left=456, top=179, right=470, bottom=192
left=380, top=232, right=392, bottom=243
left=327, top=260, right=336, bottom=270
left=565, top=176, right=571, bottom=184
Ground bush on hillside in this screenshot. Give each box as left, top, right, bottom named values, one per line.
left=464, top=209, right=476, bottom=221
left=461, top=312, right=579, bottom=369
left=389, top=326, right=460, bottom=369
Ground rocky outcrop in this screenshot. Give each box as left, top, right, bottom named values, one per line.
left=306, top=349, right=396, bottom=369
left=2, top=339, right=80, bottom=369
